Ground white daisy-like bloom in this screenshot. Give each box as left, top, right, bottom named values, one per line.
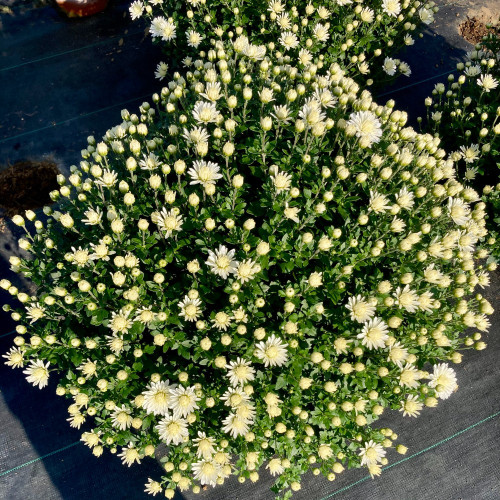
left=382, top=57, right=397, bottom=76
left=111, top=404, right=133, bottom=430
left=243, top=43, right=267, bottom=61
left=428, top=363, right=458, bottom=400
left=448, top=197, right=471, bottom=226
left=157, top=207, right=183, bottom=238
left=70, top=246, right=90, bottom=267
left=139, top=152, right=160, bottom=171
left=3, top=346, right=25, bottom=368
left=357, top=317, right=389, bottom=350
left=418, top=7, right=434, bottom=24
left=193, top=100, right=220, bottom=124
left=464, top=64, right=481, bottom=77
left=459, top=144, right=480, bottom=163
left=276, top=12, right=291, bottom=29
left=212, top=311, right=232, bottom=331
left=390, top=216, right=406, bottom=233
left=347, top=111, right=383, bottom=145
left=78, top=359, right=97, bottom=379
left=186, top=29, right=204, bottom=48
left=108, top=309, right=132, bottom=335
left=82, top=207, right=102, bottom=225
left=201, top=82, right=223, bottom=102
left=404, top=34, right=414, bottom=45
left=118, top=443, right=141, bottom=467
left=477, top=270, right=490, bottom=288
left=25, top=303, right=46, bottom=324
left=188, top=160, right=223, bottom=187
left=272, top=104, right=292, bottom=123
left=156, top=415, right=189, bottom=445
left=134, top=306, right=156, bottom=325
left=89, top=240, right=114, bottom=261
left=400, top=394, right=424, bottom=417
left=81, top=430, right=101, bottom=448
left=396, top=186, right=415, bottom=209
left=382, top=0, right=401, bottom=17
left=475, top=314, right=491, bottom=332
left=312, top=23, right=330, bottom=42
left=235, top=259, right=259, bottom=284
left=206, top=245, right=238, bottom=279
left=235, top=401, right=256, bottom=423
left=23, top=359, right=50, bottom=389
left=183, top=126, right=210, bottom=145
left=129, top=0, right=144, bottom=20
left=67, top=413, right=86, bottom=429
left=284, top=202, right=300, bottom=223
left=268, top=0, right=285, bottom=14
left=182, top=56, right=193, bottom=67
left=279, top=31, right=299, bottom=51
left=94, top=168, right=118, bottom=188
left=266, top=458, right=285, bottom=476
left=154, top=61, right=169, bottom=81
left=271, top=169, right=293, bottom=193
left=178, top=296, right=202, bottom=322
left=359, top=7, right=374, bottom=22
left=192, top=432, right=217, bottom=459
left=314, top=88, right=337, bottom=108
left=150, top=17, right=176, bottom=42
left=168, top=386, right=200, bottom=418
left=298, top=48, right=313, bottom=66
left=358, top=440, right=386, bottom=466
left=299, top=99, right=326, bottom=127
left=142, top=380, right=175, bottom=416
left=192, top=459, right=221, bottom=486
left=220, top=387, right=251, bottom=408
left=254, top=334, right=289, bottom=367
left=394, top=285, right=420, bottom=312
left=346, top=295, right=376, bottom=323
left=418, top=291, right=435, bottom=312
left=387, top=341, right=408, bottom=368
left=423, top=263, right=443, bottom=284
left=222, top=412, right=251, bottom=438
left=399, top=363, right=421, bottom=389
left=144, top=478, right=162, bottom=496
left=106, top=334, right=124, bottom=355
left=477, top=73, right=499, bottom=92
left=368, top=190, right=391, bottom=213
left=226, top=357, right=256, bottom=387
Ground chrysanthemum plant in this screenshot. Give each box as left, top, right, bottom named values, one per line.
left=2, top=26, right=496, bottom=500
left=131, top=0, right=437, bottom=85
left=421, top=29, right=500, bottom=257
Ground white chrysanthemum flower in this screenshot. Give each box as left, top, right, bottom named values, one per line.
left=394, top=285, right=420, bottom=312
left=78, top=359, right=97, bottom=379
left=94, top=168, right=118, bottom=188
left=193, top=100, right=220, bottom=124
left=387, top=341, right=408, bottom=368
left=359, top=7, right=374, bottom=22
left=139, top=152, right=160, bottom=171
left=106, top=334, right=124, bottom=354
left=358, top=440, right=386, bottom=466
left=419, top=7, right=434, bottom=24
left=347, top=111, right=383, bottom=145
left=23, top=359, right=50, bottom=388
left=222, top=413, right=250, bottom=438
left=459, top=144, right=480, bottom=163
left=142, top=380, right=174, bottom=416
left=266, top=458, right=285, bottom=476
left=271, top=169, right=292, bottom=193
left=82, top=207, right=102, bottom=225
left=390, top=216, right=406, bottom=233
left=178, top=296, right=202, bottom=322
left=206, top=245, right=238, bottom=279
left=268, top=0, right=285, bottom=14
left=464, top=64, right=481, bottom=77
left=168, top=386, right=200, bottom=418
left=418, top=291, right=434, bottom=312
left=477, top=73, right=499, bottom=92
left=429, top=363, right=458, bottom=400
left=192, top=432, right=217, bottom=459
left=156, top=415, right=189, bottom=445
left=3, top=346, right=25, bottom=368
left=129, top=0, right=144, bottom=20
left=201, top=82, right=223, bottom=102
left=108, top=309, right=132, bottom=334
left=382, top=57, right=397, bottom=76
left=346, top=295, right=376, bottom=323
left=272, top=104, right=292, bottom=123
left=298, top=48, right=313, bottom=66
left=81, top=430, right=101, bottom=448
left=382, top=0, right=401, bottom=17
left=279, top=31, right=299, bottom=51
left=188, top=160, right=223, bottom=187
left=254, top=334, right=289, bottom=367
left=220, top=387, right=251, bottom=408
left=26, top=303, right=46, bottom=324
left=67, top=413, right=86, bottom=429
left=134, top=306, right=156, bottom=325
left=154, top=61, right=168, bottom=81
left=212, top=311, right=232, bottom=331
left=314, top=88, right=337, bottom=108
left=276, top=12, right=291, bottom=29
left=448, top=197, right=470, bottom=226
left=150, top=16, right=176, bottom=42
left=111, top=404, right=133, bottom=430
left=89, top=240, right=114, bottom=261
left=187, top=29, right=204, bottom=48
left=368, top=190, right=391, bottom=213
left=299, top=100, right=326, bottom=127
left=312, top=23, right=330, bottom=42
left=226, top=357, right=256, bottom=387
left=395, top=187, right=415, bottom=209
left=284, top=202, right=300, bottom=223
left=144, top=478, right=162, bottom=496
left=70, top=246, right=90, bottom=267
left=183, top=126, right=210, bottom=146
left=192, top=459, right=221, bottom=486
left=400, top=394, right=424, bottom=417
left=243, top=43, right=267, bottom=61
left=399, top=363, right=421, bottom=388
left=236, top=259, right=259, bottom=284
left=157, top=207, right=183, bottom=238
left=357, top=317, right=389, bottom=350
left=118, top=443, right=141, bottom=467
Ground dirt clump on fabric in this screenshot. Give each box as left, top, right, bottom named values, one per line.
left=0, top=160, right=59, bottom=217
left=459, top=16, right=499, bottom=45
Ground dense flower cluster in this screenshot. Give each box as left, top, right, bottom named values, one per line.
left=422, top=30, right=500, bottom=257
left=2, top=9, right=497, bottom=500
left=132, top=0, right=438, bottom=84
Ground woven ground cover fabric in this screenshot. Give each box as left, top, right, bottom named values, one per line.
left=0, top=0, right=499, bottom=499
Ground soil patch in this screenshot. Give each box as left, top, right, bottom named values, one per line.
left=0, top=160, right=59, bottom=217
left=459, top=17, right=500, bottom=45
